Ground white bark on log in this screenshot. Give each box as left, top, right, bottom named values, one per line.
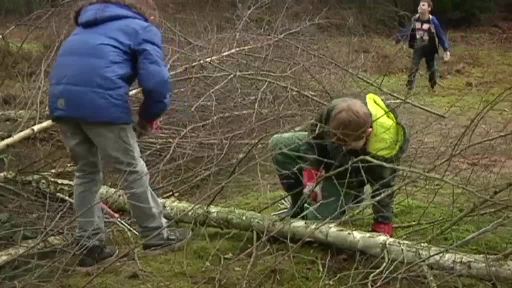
left=1, top=173, right=512, bottom=282
left=0, top=120, right=54, bottom=152
left=0, top=236, right=65, bottom=266
left=0, top=173, right=128, bottom=212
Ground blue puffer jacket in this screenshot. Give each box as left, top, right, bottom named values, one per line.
left=49, top=3, right=171, bottom=124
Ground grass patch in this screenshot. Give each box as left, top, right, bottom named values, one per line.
left=219, top=189, right=285, bottom=215
left=394, top=197, right=511, bottom=254
left=5, top=41, right=46, bottom=53
left=63, top=226, right=352, bottom=288
left=59, top=186, right=511, bottom=287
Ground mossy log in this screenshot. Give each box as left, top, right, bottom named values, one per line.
left=1, top=173, right=512, bottom=282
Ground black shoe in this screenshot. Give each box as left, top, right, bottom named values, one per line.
left=142, top=228, right=192, bottom=254
left=77, top=244, right=118, bottom=269
left=406, top=80, right=414, bottom=92
left=430, top=79, right=437, bottom=90
left=430, top=84, right=437, bottom=94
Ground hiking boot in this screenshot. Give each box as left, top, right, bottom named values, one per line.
left=273, top=195, right=305, bottom=219
left=77, top=244, right=118, bottom=269
left=274, top=174, right=306, bottom=219
left=142, top=228, right=192, bottom=254
left=406, top=80, right=415, bottom=92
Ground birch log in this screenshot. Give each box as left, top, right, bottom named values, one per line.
left=0, top=120, right=55, bottom=152
left=0, top=173, right=128, bottom=212
left=0, top=236, right=65, bottom=266
left=1, top=173, right=512, bottom=282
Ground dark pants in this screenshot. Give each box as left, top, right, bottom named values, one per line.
left=407, top=45, right=437, bottom=90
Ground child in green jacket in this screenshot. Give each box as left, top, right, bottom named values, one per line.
left=269, top=93, right=408, bottom=237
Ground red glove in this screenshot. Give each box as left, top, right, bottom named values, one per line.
left=303, top=168, right=324, bottom=203
left=147, top=119, right=161, bottom=133
left=136, top=119, right=161, bottom=138
left=372, top=222, right=394, bottom=237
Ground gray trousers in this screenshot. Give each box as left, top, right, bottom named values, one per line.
left=58, top=121, right=168, bottom=247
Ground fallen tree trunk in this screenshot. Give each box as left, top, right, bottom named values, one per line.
left=1, top=173, right=512, bottom=282
left=163, top=199, right=512, bottom=282
left=0, top=120, right=54, bottom=152
left=0, top=172, right=128, bottom=212
left=0, top=236, right=65, bottom=266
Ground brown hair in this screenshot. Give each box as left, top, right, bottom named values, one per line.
left=329, top=98, right=372, bottom=145
left=420, top=0, right=433, bottom=8
left=74, top=0, right=159, bottom=25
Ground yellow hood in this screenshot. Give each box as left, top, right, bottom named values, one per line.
left=366, top=93, right=406, bottom=158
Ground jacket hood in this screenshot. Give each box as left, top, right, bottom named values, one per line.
left=307, top=94, right=407, bottom=159
left=77, top=3, right=147, bottom=28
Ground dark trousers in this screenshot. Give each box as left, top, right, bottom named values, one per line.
left=407, top=45, right=437, bottom=90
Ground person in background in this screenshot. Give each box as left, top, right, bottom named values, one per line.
left=269, top=93, right=408, bottom=237
left=396, top=0, right=451, bottom=91
left=48, top=0, right=191, bottom=269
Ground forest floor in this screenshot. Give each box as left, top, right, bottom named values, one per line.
left=0, top=5, right=511, bottom=288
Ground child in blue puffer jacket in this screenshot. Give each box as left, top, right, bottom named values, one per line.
left=48, top=0, right=191, bottom=269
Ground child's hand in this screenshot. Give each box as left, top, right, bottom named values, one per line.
left=135, top=119, right=161, bottom=138
left=148, top=119, right=161, bottom=132
left=303, top=168, right=324, bottom=203
left=443, top=51, right=451, bottom=62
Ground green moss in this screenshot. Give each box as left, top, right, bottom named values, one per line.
left=62, top=227, right=353, bottom=287
left=219, top=189, right=285, bottom=215
left=394, top=197, right=511, bottom=254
